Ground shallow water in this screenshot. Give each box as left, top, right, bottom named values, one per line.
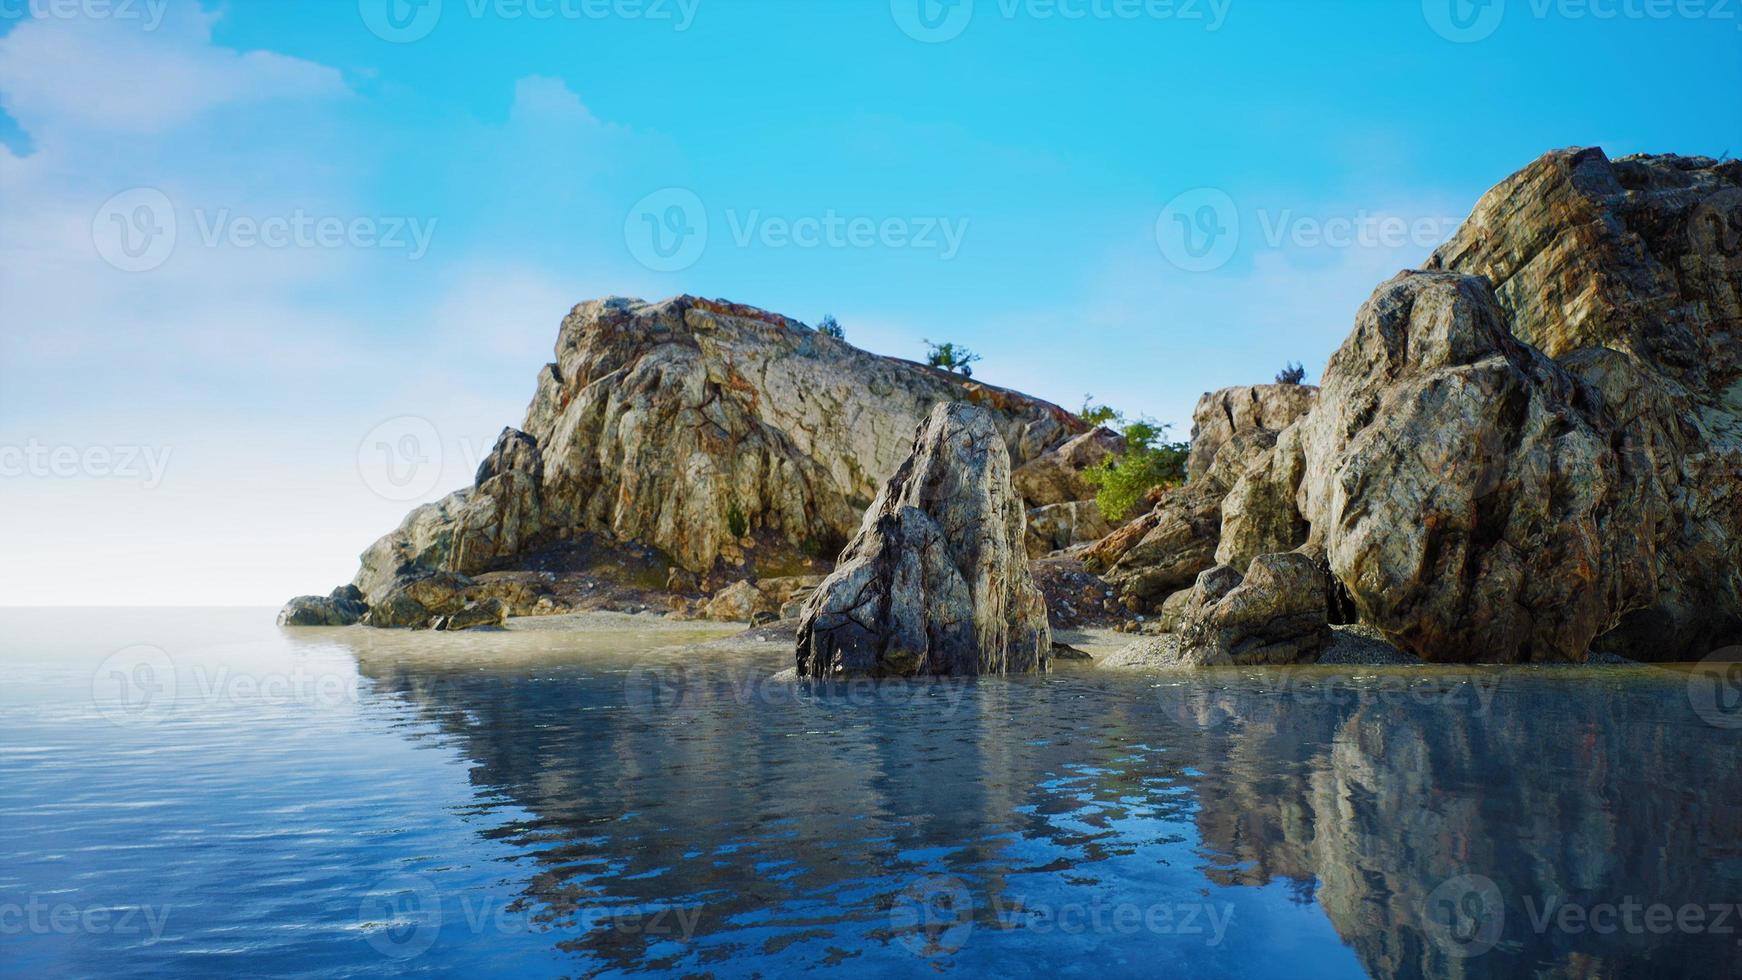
left=2, top=608, right=1739, bottom=978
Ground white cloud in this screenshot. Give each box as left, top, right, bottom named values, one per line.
left=0, top=6, right=347, bottom=135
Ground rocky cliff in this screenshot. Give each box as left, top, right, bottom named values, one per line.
left=308, top=295, right=1097, bottom=624
left=1098, top=148, right=1742, bottom=663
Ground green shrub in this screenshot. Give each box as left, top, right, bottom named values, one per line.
left=726, top=503, right=748, bottom=539
left=817, top=315, right=844, bottom=339
left=1083, top=419, right=1190, bottom=522
left=923, top=339, right=981, bottom=377
left=1275, top=361, right=1306, bottom=385
left=1078, top=394, right=1120, bottom=428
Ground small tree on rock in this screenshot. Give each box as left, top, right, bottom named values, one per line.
left=924, top=340, right=981, bottom=378
left=816, top=315, right=844, bottom=339
left=1275, top=361, right=1306, bottom=385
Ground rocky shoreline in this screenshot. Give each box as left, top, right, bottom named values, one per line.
left=283, top=147, right=1742, bottom=674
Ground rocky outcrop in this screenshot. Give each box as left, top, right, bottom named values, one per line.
left=1011, top=426, right=1124, bottom=505
left=1174, top=552, right=1329, bottom=665
left=1090, top=149, right=1742, bottom=662
left=795, top=403, right=1051, bottom=677
left=1185, top=383, right=1318, bottom=482
left=347, top=296, right=1082, bottom=609
left=277, top=585, right=368, bottom=627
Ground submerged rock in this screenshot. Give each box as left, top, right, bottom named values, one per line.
left=795, top=403, right=1051, bottom=677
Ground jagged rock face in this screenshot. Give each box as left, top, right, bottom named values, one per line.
left=1175, top=553, right=1329, bottom=665
left=350, top=296, right=1081, bottom=604
left=1255, top=269, right=1740, bottom=662
left=1011, top=426, right=1124, bottom=506
left=1086, top=149, right=1742, bottom=662
left=795, top=403, right=1051, bottom=677
left=1427, top=147, right=1742, bottom=402
left=1186, top=383, right=1318, bottom=482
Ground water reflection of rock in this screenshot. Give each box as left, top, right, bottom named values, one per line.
left=335, top=637, right=1198, bottom=972
left=1169, top=671, right=1742, bottom=979
left=325, top=629, right=1742, bottom=978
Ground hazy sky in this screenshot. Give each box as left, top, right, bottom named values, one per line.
left=2, top=0, right=1737, bottom=605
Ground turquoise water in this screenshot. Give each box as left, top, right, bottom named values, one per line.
left=2, top=608, right=1738, bottom=978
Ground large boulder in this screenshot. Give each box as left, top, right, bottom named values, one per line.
left=276, top=585, right=368, bottom=627
left=433, top=598, right=508, bottom=631
left=361, top=568, right=476, bottom=629
left=1174, top=553, right=1329, bottom=665
left=795, top=403, right=1051, bottom=677
left=347, top=296, right=1081, bottom=606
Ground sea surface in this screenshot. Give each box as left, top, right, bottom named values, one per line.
left=2, top=608, right=1740, bottom=978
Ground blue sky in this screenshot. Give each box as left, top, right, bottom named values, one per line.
left=1, top=0, right=1737, bottom=604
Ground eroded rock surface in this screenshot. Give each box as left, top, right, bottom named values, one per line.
left=1175, top=553, right=1329, bottom=665
left=1186, top=384, right=1318, bottom=482
left=1083, top=148, right=1742, bottom=662
left=795, top=403, right=1051, bottom=677
left=346, top=296, right=1081, bottom=609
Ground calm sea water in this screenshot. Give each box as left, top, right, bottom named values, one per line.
left=2, top=608, right=1740, bottom=978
